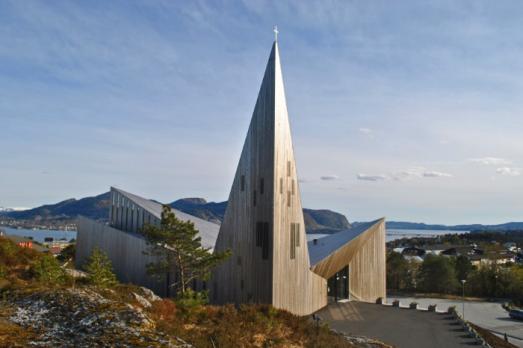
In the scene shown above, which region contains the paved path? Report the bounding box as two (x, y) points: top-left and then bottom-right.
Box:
(393, 297), (523, 347)
(317, 301), (478, 348)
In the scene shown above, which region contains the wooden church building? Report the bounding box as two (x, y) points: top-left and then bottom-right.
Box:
(76, 38), (386, 316)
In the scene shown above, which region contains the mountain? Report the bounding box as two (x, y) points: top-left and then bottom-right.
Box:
(6, 193), (351, 234)
(6, 192), (111, 221)
(303, 208), (351, 234)
(8, 192), (521, 233)
(170, 198), (227, 224)
(170, 199), (351, 233)
(385, 221), (523, 231)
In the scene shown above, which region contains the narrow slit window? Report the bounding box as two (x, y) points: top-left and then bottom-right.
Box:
(287, 191), (291, 207)
(261, 223), (269, 260)
(295, 223), (300, 247)
(287, 161), (291, 177)
(290, 224), (296, 259)
(241, 175), (245, 191)
(256, 222), (262, 247)
(253, 190), (257, 206)
(260, 178), (264, 194)
(280, 178), (283, 194)
(292, 179), (295, 195)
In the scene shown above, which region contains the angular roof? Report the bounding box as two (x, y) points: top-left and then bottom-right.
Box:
(111, 187), (220, 250)
(308, 218), (384, 268)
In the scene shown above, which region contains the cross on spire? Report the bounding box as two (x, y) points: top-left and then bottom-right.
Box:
(273, 25), (279, 42)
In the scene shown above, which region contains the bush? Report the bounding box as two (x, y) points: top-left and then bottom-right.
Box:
(175, 288), (208, 317)
(32, 254), (66, 284)
(84, 248), (117, 288)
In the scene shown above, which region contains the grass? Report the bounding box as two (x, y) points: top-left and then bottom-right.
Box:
(149, 300), (354, 348)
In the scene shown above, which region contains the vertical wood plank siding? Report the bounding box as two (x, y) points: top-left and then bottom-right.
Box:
(211, 42), (326, 315)
(75, 216), (166, 295)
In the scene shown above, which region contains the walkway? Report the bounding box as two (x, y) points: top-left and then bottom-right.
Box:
(317, 301), (478, 348)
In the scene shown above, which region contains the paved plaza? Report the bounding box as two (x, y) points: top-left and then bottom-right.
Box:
(317, 301), (478, 348)
(393, 296), (523, 347)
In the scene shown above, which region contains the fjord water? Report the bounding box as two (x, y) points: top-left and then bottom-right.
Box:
(306, 229), (468, 243)
(1, 227), (77, 243)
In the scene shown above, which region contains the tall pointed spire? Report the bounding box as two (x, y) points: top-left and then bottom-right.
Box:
(211, 39), (326, 315)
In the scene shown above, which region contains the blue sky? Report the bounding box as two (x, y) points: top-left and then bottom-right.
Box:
(1, 1), (522, 224)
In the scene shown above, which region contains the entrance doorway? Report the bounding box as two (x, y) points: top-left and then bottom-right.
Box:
(327, 266), (349, 301)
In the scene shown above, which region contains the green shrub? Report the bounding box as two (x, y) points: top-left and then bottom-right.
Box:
(32, 254), (65, 284)
(175, 288), (207, 316)
(84, 247), (117, 288)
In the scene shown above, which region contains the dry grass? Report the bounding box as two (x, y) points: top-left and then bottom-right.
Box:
(149, 300), (355, 348)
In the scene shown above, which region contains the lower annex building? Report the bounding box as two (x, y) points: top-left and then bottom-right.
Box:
(76, 39), (386, 316)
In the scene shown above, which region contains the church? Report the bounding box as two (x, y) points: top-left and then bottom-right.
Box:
(76, 37), (386, 316)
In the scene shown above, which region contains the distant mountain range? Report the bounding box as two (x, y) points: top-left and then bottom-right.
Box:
(3, 192), (351, 234)
(384, 221), (523, 231)
(5, 192), (111, 221)
(3, 192), (521, 233)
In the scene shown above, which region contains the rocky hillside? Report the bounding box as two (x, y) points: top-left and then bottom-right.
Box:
(0, 236), (388, 348)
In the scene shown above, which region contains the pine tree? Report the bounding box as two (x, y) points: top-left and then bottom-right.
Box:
(142, 205), (230, 297)
(84, 247), (117, 288)
(33, 254), (65, 284)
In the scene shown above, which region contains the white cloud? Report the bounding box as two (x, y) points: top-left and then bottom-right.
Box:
(391, 170), (423, 181)
(359, 127), (373, 135)
(496, 167), (521, 176)
(320, 175), (339, 181)
(391, 167), (452, 180)
(357, 174), (387, 182)
(423, 171), (453, 178)
(468, 157), (512, 165)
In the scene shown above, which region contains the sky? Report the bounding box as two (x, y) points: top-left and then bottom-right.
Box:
(1, 1), (522, 225)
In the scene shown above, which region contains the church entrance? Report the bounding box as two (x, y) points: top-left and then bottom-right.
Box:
(327, 266), (349, 301)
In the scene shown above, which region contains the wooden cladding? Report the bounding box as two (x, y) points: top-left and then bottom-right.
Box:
(256, 222), (270, 260)
(289, 223), (300, 259)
